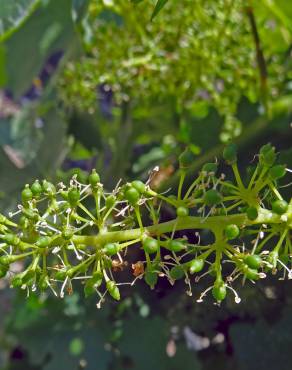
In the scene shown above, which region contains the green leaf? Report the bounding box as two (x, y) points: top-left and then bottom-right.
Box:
(151, 0), (168, 20)
(0, 44), (6, 86)
(4, 0), (77, 97)
(116, 316), (201, 370)
(0, 0), (40, 42)
(260, 0), (292, 34)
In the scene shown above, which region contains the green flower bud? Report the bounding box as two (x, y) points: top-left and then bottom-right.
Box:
(143, 237), (159, 254)
(244, 254), (262, 269)
(169, 265), (185, 280)
(125, 187), (140, 206)
(246, 206), (258, 221)
(144, 269), (158, 289)
(203, 189), (222, 207)
(106, 280), (120, 301)
(223, 143), (237, 164)
(103, 242), (119, 256)
(189, 259), (204, 274)
(272, 199), (288, 215)
(31, 180), (43, 196)
(88, 169), (100, 187)
(224, 224), (240, 240)
(176, 206), (189, 217)
(166, 240), (186, 252)
(179, 147), (196, 169)
(212, 280), (226, 302)
(202, 163), (218, 174)
(132, 180), (146, 194)
(269, 165), (286, 180)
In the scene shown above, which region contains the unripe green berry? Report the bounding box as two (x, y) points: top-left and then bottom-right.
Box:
(68, 188), (80, 206)
(55, 269), (68, 281)
(91, 271), (103, 286)
(0, 264), (8, 278)
(223, 143), (237, 164)
(3, 233), (20, 246)
(11, 275), (23, 288)
(166, 240), (186, 252)
(103, 242), (119, 256)
(125, 187), (140, 205)
(169, 265), (185, 280)
(203, 189), (222, 207)
(21, 185), (33, 203)
(88, 169), (100, 187)
(179, 147), (196, 168)
(272, 199), (288, 215)
(22, 208), (39, 222)
(143, 237), (159, 254)
(246, 206), (258, 221)
(36, 236), (51, 248)
(202, 163), (218, 174)
(212, 280), (226, 302)
(269, 165), (286, 180)
(31, 180), (42, 196)
(132, 180), (146, 194)
(262, 150), (275, 167)
(224, 224), (240, 240)
(105, 195), (116, 208)
(0, 255), (12, 265)
(144, 269), (158, 289)
(106, 280), (120, 301)
(38, 274), (49, 291)
(244, 254), (262, 269)
(176, 206), (189, 217)
(259, 144), (276, 167)
(42, 180), (56, 195)
(243, 267), (259, 280)
(189, 259), (204, 274)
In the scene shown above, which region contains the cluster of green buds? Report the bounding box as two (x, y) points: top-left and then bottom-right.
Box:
(0, 143), (291, 307)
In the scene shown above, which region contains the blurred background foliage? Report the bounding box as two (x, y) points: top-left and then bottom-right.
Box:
(0, 0), (292, 369)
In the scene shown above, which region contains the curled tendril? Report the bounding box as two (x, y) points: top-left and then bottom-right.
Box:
(0, 143), (291, 307)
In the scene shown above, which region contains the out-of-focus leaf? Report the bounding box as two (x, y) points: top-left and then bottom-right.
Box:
(230, 307), (292, 370)
(0, 44), (6, 86)
(71, 0), (90, 24)
(151, 0), (169, 20)
(260, 0), (292, 34)
(0, 0), (40, 41)
(116, 316), (201, 370)
(6, 294), (111, 370)
(4, 0), (77, 97)
(0, 102), (67, 211)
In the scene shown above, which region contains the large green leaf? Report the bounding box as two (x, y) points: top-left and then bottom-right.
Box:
(0, 0), (40, 41)
(4, 0), (77, 97)
(0, 101), (67, 211)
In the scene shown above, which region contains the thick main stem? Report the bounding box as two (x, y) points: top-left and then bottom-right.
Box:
(72, 209), (288, 248)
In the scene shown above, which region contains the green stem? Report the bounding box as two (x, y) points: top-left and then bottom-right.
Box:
(232, 163), (245, 190)
(72, 208), (289, 248)
(177, 170), (186, 200)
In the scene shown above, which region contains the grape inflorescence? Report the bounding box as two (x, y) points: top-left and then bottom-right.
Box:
(0, 143), (291, 307)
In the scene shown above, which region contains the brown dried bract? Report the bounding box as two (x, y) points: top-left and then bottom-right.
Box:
(132, 261), (145, 277)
